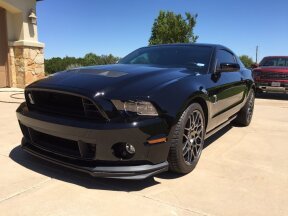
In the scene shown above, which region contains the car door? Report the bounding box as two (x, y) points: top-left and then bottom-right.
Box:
(207, 49), (246, 126)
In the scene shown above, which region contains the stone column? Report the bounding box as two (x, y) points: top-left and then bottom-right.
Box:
(8, 44), (45, 88)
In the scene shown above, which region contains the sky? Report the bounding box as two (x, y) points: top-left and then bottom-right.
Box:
(37, 0), (288, 62)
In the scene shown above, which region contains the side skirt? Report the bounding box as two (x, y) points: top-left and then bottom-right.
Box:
(205, 115), (237, 139)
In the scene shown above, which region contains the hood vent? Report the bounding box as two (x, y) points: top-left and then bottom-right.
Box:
(73, 69), (128, 78)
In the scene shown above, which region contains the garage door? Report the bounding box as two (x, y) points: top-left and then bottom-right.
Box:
(0, 7), (8, 87)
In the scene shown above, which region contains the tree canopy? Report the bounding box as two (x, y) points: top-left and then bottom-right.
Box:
(239, 55), (254, 68)
(45, 53), (120, 75)
(149, 11), (198, 45)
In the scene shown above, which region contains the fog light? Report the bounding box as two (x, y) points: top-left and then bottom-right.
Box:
(125, 143), (136, 154)
(112, 143), (136, 159)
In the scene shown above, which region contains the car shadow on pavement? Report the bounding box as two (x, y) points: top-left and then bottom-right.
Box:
(256, 92), (288, 100)
(156, 124), (233, 180)
(9, 146), (159, 192)
(204, 124), (233, 148)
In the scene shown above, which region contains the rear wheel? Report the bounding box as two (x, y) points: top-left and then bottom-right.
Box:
(255, 88), (263, 97)
(168, 103), (205, 174)
(234, 89), (255, 126)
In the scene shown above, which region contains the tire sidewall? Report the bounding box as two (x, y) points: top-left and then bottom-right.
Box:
(245, 89), (255, 125)
(173, 103), (206, 173)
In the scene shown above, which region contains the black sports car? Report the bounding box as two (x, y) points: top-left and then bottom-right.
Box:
(16, 44), (255, 179)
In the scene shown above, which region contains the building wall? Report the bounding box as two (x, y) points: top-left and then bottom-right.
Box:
(6, 11), (17, 41)
(1, 0), (39, 42)
(0, 0), (45, 88)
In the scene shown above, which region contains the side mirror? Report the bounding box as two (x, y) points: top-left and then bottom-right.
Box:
(251, 63), (259, 69)
(216, 63), (240, 73)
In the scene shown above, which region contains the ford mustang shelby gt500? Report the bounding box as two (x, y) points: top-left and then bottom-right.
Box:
(17, 44), (255, 179)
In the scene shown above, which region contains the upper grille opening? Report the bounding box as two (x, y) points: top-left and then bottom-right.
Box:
(82, 99), (103, 118)
(26, 90), (106, 121)
(260, 72), (288, 80)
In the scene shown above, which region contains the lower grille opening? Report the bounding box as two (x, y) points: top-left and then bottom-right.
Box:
(19, 122), (31, 141)
(28, 128), (96, 160)
(29, 129), (81, 158)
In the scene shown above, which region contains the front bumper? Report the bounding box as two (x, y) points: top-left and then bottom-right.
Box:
(256, 82), (288, 93)
(258, 86), (288, 93)
(21, 138), (168, 179)
(17, 102), (170, 179)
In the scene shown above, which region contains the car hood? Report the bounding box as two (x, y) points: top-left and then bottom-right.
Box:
(254, 66), (288, 73)
(28, 64), (194, 99)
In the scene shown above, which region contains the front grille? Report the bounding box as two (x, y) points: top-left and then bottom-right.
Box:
(25, 90), (105, 121)
(260, 72), (288, 80)
(82, 99), (103, 119)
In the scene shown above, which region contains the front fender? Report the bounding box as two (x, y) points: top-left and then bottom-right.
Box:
(150, 76), (211, 127)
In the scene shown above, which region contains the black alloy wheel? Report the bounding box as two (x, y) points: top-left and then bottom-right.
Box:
(168, 103), (205, 174)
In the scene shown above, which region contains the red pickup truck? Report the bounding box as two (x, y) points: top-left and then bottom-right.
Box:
(253, 56), (288, 93)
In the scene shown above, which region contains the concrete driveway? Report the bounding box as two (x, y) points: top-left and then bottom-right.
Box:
(0, 88), (287, 216)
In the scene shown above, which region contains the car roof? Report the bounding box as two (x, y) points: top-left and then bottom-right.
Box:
(147, 43), (223, 49)
(262, 56), (288, 58)
(144, 43), (235, 53)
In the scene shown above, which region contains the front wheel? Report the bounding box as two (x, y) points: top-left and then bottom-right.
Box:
(168, 103), (206, 174)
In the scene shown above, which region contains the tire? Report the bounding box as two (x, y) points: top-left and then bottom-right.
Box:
(234, 89), (255, 126)
(168, 103), (206, 174)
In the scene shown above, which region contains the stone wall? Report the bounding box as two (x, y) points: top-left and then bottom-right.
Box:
(8, 45), (45, 88)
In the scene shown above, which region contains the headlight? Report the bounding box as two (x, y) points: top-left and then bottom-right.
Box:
(112, 100), (158, 116)
(252, 71), (261, 80)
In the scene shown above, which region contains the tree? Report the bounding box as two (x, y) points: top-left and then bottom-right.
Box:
(83, 53), (101, 65)
(239, 55), (254, 68)
(45, 53), (120, 75)
(149, 11), (198, 45)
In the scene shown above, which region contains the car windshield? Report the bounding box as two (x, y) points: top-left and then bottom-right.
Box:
(118, 46), (213, 73)
(260, 57), (288, 67)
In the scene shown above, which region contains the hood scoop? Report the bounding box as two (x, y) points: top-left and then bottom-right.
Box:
(71, 69), (128, 78)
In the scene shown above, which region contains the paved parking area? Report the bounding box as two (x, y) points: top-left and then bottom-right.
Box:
(0, 89), (287, 216)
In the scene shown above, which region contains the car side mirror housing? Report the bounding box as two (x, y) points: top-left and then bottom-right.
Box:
(216, 63), (240, 73)
(251, 63), (259, 69)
